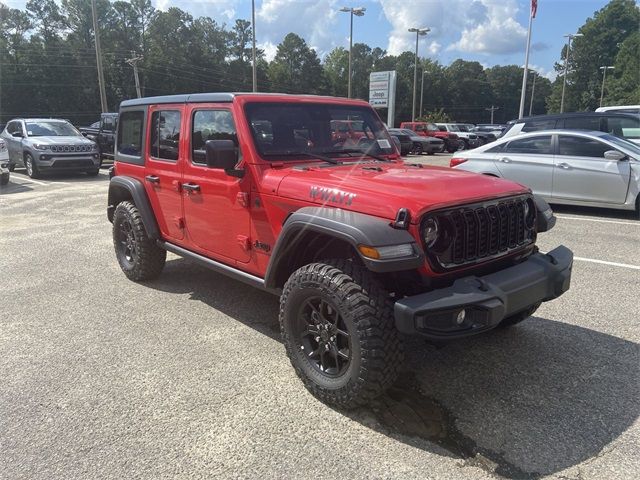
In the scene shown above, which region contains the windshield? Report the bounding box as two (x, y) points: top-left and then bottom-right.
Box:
(602, 134), (640, 157)
(26, 121), (81, 137)
(245, 102), (395, 159)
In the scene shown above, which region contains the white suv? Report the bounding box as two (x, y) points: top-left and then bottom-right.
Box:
(435, 123), (480, 150)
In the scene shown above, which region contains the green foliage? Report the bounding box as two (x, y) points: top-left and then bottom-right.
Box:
(268, 33), (325, 94)
(417, 109), (452, 123)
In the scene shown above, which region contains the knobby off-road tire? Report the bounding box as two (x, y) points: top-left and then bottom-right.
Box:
(279, 260), (403, 409)
(498, 302), (540, 328)
(112, 201), (166, 281)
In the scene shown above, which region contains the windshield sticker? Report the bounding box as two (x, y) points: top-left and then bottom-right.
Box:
(377, 139), (391, 149)
(310, 186), (356, 206)
(27, 131), (33, 135)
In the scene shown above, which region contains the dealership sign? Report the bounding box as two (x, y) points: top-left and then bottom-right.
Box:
(369, 71), (396, 126)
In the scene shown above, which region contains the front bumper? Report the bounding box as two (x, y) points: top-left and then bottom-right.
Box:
(34, 153), (100, 171)
(394, 245), (573, 340)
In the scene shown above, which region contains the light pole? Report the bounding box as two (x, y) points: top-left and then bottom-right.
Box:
(340, 6), (366, 99)
(408, 27), (429, 121)
(251, 0), (257, 92)
(599, 66), (614, 107)
(560, 33), (583, 113)
(419, 70), (427, 118)
(528, 71), (536, 116)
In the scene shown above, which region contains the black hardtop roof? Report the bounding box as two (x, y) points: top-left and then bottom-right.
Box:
(508, 111), (640, 125)
(119, 92), (361, 109)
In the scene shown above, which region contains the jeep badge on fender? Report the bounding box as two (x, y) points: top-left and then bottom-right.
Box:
(107, 92), (573, 409)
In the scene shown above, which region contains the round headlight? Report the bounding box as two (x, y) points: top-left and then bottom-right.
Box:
(422, 217), (439, 247)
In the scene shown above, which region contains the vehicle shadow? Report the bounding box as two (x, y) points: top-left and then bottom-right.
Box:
(0, 182), (33, 195)
(550, 203), (638, 220)
(12, 168), (108, 183)
(147, 258), (639, 479)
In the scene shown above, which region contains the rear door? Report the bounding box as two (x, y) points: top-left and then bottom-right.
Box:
(143, 105), (185, 240)
(493, 135), (554, 196)
(552, 134), (630, 204)
(181, 104), (251, 263)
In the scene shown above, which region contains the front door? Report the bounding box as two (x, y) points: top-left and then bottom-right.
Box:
(182, 105), (251, 263)
(5, 121), (24, 163)
(493, 134), (555, 197)
(552, 134), (630, 204)
(143, 106), (184, 240)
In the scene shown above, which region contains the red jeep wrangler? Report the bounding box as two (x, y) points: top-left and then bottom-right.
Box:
(108, 93), (572, 408)
(400, 121), (460, 153)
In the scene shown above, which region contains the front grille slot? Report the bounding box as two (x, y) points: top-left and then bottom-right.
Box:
(426, 196), (535, 271)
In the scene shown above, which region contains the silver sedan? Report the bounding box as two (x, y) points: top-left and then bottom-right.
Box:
(450, 130), (640, 217)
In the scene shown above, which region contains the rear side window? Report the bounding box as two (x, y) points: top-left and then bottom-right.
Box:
(558, 136), (610, 158)
(117, 111), (144, 157)
(522, 120), (556, 132)
(606, 116), (640, 139)
(562, 116), (603, 131)
(191, 110), (237, 164)
(504, 135), (552, 154)
(149, 110), (181, 161)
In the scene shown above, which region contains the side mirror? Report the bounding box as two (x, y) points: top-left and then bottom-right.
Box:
(604, 150), (627, 161)
(205, 139), (243, 178)
(12, 131), (23, 138)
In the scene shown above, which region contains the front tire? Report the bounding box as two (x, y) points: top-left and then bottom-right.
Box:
(0, 172), (9, 185)
(113, 201), (166, 281)
(24, 153), (40, 178)
(413, 143), (423, 155)
(8, 163), (15, 172)
(279, 260), (403, 409)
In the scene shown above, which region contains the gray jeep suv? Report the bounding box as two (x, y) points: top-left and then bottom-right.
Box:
(1, 118), (100, 178)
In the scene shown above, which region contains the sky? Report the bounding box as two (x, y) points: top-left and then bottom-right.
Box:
(4, 0), (612, 80)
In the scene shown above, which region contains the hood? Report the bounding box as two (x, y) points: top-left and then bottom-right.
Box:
(273, 161), (529, 221)
(25, 136), (94, 146)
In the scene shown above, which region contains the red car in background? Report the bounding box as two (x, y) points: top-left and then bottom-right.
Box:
(400, 121), (460, 153)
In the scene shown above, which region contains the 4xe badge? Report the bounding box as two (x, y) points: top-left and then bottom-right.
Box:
(310, 186), (356, 206)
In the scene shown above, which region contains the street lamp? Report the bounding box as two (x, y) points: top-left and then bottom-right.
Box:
(419, 70), (428, 118)
(340, 6), (366, 99)
(408, 27), (429, 121)
(560, 33), (583, 113)
(599, 66), (615, 107)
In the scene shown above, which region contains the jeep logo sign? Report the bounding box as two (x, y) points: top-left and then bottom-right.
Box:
(310, 186), (356, 206)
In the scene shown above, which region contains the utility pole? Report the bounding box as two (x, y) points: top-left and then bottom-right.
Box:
(485, 106), (499, 124)
(528, 72), (537, 116)
(408, 27), (429, 121)
(599, 66), (614, 107)
(91, 0), (108, 113)
(560, 33), (583, 113)
(126, 53), (143, 98)
(251, 0), (257, 92)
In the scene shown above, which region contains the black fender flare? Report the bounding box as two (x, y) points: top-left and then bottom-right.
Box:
(107, 176), (160, 240)
(264, 207), (424, 289)
(533, 195), (556, 233)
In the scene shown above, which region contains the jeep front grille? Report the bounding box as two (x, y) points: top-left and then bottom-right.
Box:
(423, 196), (536, 271)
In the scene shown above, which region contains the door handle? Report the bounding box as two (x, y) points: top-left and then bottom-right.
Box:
(499, 157), (511, 163)
(145, 175), (160, 184)
(557, 162), (570, 170)
(182, 182), (201, 193)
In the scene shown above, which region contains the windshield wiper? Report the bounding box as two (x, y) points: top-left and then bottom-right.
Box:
(320, 148), (392, 162)
(262, 150), (340, 164)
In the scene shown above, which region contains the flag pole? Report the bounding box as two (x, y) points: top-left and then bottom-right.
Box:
(518, 3), (534, 119)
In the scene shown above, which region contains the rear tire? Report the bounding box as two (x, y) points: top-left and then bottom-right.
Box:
(279, 259), (403, 409)
(413, 143), (423, 155)
(113, 201), (166, 281)
(0, 172), (9, 185)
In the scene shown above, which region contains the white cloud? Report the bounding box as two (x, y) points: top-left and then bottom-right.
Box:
(154, 0), (237, 21)
(526, 64), (557, 82)
(259, 41), (278, 62)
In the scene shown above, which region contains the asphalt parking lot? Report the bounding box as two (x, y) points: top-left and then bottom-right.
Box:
(1, 157), (638, 480)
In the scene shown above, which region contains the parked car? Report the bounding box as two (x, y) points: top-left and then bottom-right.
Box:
(391, 128), (443, 154)
(0, 118), (100, 178)
(387, 129), (413, 155)
(595, 105), (640, 114)
(502, 112), (640, 145)
(435, 123), (481, 150)
(0, 138), (9, 185)
(399, 121), (459, 152)
(450, 129), (640, 217)
(330, 119), (367, 146)
(107, 92), (571, 409)
(459, 123), (496, 145)
(473, 124), (506, 137)
(80, 112), (118, 163)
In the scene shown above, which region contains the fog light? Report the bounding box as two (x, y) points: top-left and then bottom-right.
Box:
(40, 155), (48, 160)
(456, 309), (466, 325)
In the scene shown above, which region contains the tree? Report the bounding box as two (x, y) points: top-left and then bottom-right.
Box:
(606, 31), (640, 105)
(444, 60), (494, 123)
(268, 33), (325, 94)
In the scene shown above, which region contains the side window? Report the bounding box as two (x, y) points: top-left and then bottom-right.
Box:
(563, 116), (603, 131)
(522, 120), (556, 132)
(606, 116), (640, 140)
(117, 111), (144, 157)
(149, 110), (181, 161)
(485, 143), (505, 153)
(102, 117), (114, 132)
(7, 121), (22, 135)
(558, 136), (610, 158)
(505, 135), (552, 154)
(191, 110), (238, 164)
